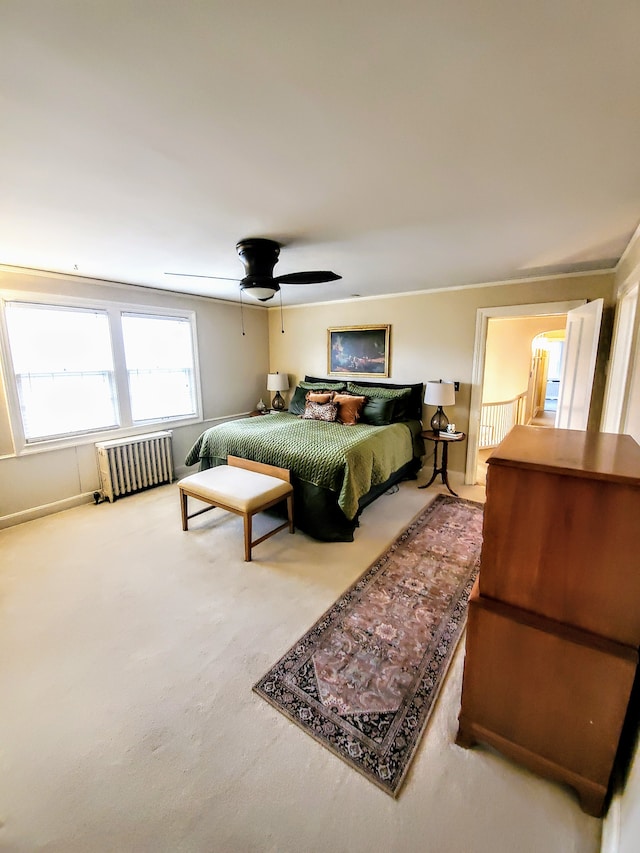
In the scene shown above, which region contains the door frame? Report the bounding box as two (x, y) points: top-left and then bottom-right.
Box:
(601, 281), (639, 433)
(465, 300), (585, 485)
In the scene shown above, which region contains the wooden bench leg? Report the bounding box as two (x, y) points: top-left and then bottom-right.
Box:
(180, 489), (189, 531)
(244, 512), (252, 562)
(287, 494), (294, 534)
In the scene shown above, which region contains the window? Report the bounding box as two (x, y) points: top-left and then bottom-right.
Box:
(2, 298), (200, 447)
(122, 313), (197, 423)
(5, 303), (118, 441)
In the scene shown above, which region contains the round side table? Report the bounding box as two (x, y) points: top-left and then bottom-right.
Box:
(419, 430), (466, 497)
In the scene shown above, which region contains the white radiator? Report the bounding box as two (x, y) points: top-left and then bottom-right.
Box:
(95, 431), (174, 502)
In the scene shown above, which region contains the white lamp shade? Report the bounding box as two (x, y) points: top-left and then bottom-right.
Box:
(424, 381), (455, 407)
(267, 372), (289, 392)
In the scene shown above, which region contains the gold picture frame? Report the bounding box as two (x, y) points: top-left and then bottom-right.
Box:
(327, 325), (391, 377)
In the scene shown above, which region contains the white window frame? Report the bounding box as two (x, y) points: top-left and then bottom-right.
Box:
(0, 291), (203, 455)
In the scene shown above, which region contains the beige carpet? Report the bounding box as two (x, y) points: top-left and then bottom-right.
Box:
(0, 473), (601, 853)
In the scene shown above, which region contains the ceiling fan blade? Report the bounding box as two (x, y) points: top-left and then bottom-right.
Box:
(164, 272), (241, 281)
(275, 271), (342, 285)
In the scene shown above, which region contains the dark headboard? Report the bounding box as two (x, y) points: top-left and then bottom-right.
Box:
(304, 375), (424, 421)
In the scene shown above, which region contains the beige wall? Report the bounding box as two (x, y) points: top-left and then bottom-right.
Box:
(483, 316), (566, 405)
(268, 272), (615, 473)
(0, 269), (269, 522)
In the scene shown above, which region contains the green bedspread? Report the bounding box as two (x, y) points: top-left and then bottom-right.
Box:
(185, 413), (421, 520)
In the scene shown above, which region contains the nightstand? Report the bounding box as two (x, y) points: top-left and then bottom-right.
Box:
(250, 409), (271, 417)
(419, 430), (466, 496)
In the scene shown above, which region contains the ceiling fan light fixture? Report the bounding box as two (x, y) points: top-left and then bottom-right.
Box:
(241, 284), (278, 302)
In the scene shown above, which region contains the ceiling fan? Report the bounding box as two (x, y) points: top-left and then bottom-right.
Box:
(165, 238), (341, 302)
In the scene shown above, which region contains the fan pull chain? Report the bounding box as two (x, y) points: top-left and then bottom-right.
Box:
(240, 289), (245, 335)
(280, 289), (285, 334)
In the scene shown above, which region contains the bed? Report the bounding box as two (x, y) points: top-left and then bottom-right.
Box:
(184, 377), (425, 542)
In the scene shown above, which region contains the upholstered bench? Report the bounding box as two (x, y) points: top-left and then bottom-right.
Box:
(178, 455), (294, 561)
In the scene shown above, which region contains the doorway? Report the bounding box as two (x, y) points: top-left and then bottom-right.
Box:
(474, 319), (567, 484)
(530, 330), (565, 427)
(465, 300), (584, 486)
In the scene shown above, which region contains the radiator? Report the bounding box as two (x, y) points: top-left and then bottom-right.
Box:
(95, 431), (174, 502)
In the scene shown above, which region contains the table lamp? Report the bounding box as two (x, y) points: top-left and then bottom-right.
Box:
(267, 372), (289, 411)
(425, 380), (455, 432)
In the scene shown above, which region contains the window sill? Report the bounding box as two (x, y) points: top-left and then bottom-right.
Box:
(10, 416), (205, 457)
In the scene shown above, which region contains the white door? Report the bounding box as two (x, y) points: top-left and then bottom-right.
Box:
(555, 299), (604, 430)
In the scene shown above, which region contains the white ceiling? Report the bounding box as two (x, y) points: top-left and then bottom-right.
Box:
(1, 1), (639, 306)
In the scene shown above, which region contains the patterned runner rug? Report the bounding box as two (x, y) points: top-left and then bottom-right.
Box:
(253, 494), (484, 796)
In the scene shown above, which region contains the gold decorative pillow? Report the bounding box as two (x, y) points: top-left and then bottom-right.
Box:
(333, 393), (366, 426)
(306, 391), (334, 404)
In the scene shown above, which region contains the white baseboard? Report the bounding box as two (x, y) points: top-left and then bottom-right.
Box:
(0, 492), (95, 529)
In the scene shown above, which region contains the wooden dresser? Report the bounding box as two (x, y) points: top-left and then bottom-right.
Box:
(457, 425), (640, 816)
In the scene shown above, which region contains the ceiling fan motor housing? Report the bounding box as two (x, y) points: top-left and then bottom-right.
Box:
(236, 238), (281, 279)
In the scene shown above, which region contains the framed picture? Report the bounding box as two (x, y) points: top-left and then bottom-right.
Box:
(327, 325), (391, 377)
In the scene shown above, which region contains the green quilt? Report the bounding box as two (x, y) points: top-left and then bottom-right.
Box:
(185, 413), (422, 520)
